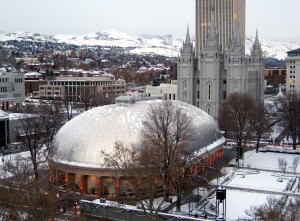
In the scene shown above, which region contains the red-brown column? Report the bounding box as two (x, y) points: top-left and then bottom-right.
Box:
(65, 173), (69, 189)
(96, 177), (101, 198)
(115, 178), (120, 196)
(48, 165), (52, 182)
(79, 175), (84, 195)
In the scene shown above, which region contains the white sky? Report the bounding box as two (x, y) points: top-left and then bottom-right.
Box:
(0, 0), (300, 40)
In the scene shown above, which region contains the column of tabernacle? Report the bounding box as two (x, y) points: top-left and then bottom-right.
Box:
(82, 175), (88, 194)
(65, 173), (69, 189)
(115, 178), (120, 197)
(96, 177), (101, 198)
(55, 169), (58, 186)
(79, 175), (84, 194)
(48, 165), (52, 183)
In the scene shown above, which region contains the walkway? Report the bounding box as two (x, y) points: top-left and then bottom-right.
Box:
(220, 185), (300, 197)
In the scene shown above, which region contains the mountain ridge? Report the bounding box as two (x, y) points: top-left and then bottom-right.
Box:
(0, 29), (299, 60)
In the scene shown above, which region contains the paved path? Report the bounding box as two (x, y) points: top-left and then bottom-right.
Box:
(220, 185), (300, 197)
(227, 164), (300, 176)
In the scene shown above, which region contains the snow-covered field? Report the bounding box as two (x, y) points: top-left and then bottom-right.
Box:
(224, 190), (280, 220)
(243, 149), (300, 173)
(200, 148), (300, 220)
(0, 148), (48, 179)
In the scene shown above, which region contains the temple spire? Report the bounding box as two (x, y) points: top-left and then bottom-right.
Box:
(185, 25), (191, 44)
(254, 29), (259, 47)
(231, 20), (241, 45)
(208, 9), (218, 39)
(251, 28), (263, 56)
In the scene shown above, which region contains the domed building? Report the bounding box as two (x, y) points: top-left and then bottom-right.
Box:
(49, 97), (225, 197)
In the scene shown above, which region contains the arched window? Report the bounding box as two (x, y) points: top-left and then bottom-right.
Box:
(233, 81), (238, 91)
(183, 92), (187, 100)
(223, 91), (227, 100)
(197, 90), (200, 99)
(207, 106), (211, 115)
(183, 81), (187, 89)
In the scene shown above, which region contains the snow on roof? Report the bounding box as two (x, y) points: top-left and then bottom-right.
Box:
(52, 100), (224, 167)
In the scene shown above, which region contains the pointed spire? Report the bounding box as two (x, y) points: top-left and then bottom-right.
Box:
(251, 29), (262, 56)
(254, 29), (260, 47)
(185, 25), (191, 44)
(231, 21), (241, 45)
(208, 9), (218, 39)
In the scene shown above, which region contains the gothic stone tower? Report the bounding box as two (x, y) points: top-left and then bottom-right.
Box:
(177, 3), (264, 119)
(225, 21), (248, 97)
(177, 26), (197, 105)
(198, 11), (224, 117)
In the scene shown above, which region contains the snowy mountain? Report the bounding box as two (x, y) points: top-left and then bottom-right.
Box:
(52, 30), (184, 57)
(245, 37), (300, 60)
(0, 29), (299, 59)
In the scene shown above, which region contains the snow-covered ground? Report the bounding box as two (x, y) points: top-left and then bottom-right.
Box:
(224, 190), (281, 220)
(0, 147), (48, 179)
(196, 148), (300, 221)
(243, 149), (300, 172)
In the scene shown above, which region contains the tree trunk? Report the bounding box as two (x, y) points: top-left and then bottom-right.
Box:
(256, 139), (260, 153)
(176, 194), (181, 212)
(293, 139), (297, 150)
(32, 158), (39, 180)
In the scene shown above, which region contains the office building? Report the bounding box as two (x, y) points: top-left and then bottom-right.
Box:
(196, 0), (246, 54)
(286, 48), (300, 94)
(0, 72), (25, 110)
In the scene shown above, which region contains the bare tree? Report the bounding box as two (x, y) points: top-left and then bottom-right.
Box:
(73, 85), (93, 113)
(141, 101), (193, 201)
(219, 93), (256, 165)
(278, 158), (288, 174)
(102, 101), (196, 216)
(0, 156), (57, 221)
(170, 151), (210, 212)
(218, 102), (232, 142)
(246, 196), (285, 221)
(291, 156), (300, 175)
(246, 196), (300, 221)
(282, 92), (300, 149)
(253, 101), (273, 153)
(91, 93), (114, 107)
(62, 96), (74, 121)
(102, 141), (165, 220)
(15, 104), (62, 180)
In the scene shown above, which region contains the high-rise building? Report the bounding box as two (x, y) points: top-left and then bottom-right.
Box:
(195, 0), (245, 54)
(286, 48), (300, 94)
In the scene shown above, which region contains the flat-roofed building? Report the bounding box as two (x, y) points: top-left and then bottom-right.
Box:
(39, 75), (126, 102)
(146, 80), (177, 100)
(0, 72), (25, 110)
(286, 48), (300, 94)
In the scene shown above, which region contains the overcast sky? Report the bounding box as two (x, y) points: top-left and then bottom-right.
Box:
(0, 0), (299, 40)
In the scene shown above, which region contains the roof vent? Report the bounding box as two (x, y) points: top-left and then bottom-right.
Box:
(115, 96), (135, 104)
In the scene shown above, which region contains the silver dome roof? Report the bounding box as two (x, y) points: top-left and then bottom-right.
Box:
(52, 100), (224, 168)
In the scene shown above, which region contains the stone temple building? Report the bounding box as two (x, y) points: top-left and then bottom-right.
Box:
(177, 11), (264, 119)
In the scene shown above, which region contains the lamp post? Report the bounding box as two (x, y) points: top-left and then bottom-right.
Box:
(105, 93), (109, 105)
(1, 147), (6, 175)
